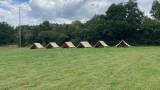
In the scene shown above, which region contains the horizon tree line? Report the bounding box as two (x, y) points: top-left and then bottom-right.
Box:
(0, 0), (160, 46)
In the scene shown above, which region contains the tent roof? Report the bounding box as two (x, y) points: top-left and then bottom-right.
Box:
(31, 43), (44, 49)
(64, 42), (76, 47)
(78, 41), (92, 48)
(96, 41), (108, 47)
(48, 42), (59, 47)
(115, 40), (131, 47)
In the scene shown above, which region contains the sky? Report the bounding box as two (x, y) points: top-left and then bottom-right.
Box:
(0, 0), (154, 26)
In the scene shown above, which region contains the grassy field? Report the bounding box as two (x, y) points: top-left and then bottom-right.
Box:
(0, 47), (160, 90)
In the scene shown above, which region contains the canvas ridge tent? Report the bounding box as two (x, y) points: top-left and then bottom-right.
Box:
(46, 42), (60, 48)
(30, 43), (44, 49)
(94, 40), (109, 48)
(77, 41), (92, 48)
(62, 42), (76, 48)
(115, 40), (131, 48)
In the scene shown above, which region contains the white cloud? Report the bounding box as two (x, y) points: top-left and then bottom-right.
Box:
(0, 0), (155, 26)
(0, 0), (31, 26)
(138, 0), (153, 16)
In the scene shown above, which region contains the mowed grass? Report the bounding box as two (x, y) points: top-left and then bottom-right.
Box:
(0, 47), (160, 90)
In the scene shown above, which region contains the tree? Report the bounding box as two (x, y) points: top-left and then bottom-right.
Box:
(140, 16), (160, 45)
(0, 22), (15, 45)
(43, 31), (69, 45)
(39, 21), (52, 31)
(151, 0), (160, 20)
(125, 0), (144, 30)
(103, 0), (144, 44)
(106, 3), (127, 21)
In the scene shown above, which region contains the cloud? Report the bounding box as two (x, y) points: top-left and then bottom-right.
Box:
(29, 0), (97, 21)
(0, 0), (154, 26)
(138, 0), (153, 16)
(0, 0), (40, 26)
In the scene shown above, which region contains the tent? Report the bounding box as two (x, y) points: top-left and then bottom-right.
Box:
(115, 40), (131, 48)
(62, 42), (76, 48)
(94, 40), (109, 48)
(30, 43), (44, 49)
(77, 41), (92, 48)
(46, 42), (60, 48)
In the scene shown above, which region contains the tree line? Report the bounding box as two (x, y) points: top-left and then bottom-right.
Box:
(0, 0), (160, 46)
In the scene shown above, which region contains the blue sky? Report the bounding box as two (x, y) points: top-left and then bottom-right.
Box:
(13, 0), (29, 3)
(0, 0), (154, 26)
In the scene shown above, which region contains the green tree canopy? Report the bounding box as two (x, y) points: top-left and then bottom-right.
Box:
(106, 3), (127, 21)
(151, 0), (160, 20)
(0, 22), (14, 45)
(125, 0), (144, 30)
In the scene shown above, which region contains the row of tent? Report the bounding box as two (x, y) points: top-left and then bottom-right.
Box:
(30, 40), (131, 49)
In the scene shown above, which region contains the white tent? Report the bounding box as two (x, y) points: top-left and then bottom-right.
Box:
(62, 42), (76, 48)
(46, 42), (60, 48)
(95, 41), (109, 48)
(30, 43), (44, 49)
(115, 40), (131, 48)
(77, 41), (92, 48)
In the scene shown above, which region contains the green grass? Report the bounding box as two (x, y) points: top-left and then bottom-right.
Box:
(0, 47), (160, 90)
